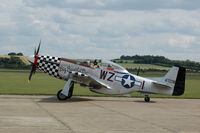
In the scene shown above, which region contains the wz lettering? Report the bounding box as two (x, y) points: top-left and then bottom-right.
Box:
(100, 70), (115, 82)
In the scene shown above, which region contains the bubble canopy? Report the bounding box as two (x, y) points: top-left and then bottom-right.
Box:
(79, 59), (128, 73)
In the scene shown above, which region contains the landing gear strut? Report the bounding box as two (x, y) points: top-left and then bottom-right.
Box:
(57, 81), (74, 101)
(144, 95), (150, 102)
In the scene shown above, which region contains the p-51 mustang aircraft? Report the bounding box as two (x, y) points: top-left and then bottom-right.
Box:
(28, 42), (186, 102)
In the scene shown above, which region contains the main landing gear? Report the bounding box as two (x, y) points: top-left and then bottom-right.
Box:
(57, 80), (74, 101)
(144, 95), (150, 102)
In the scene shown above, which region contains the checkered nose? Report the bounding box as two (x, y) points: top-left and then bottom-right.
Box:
(37, 55), (61, 79)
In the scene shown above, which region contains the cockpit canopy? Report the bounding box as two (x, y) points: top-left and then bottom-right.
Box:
(81, 59), (129, 73)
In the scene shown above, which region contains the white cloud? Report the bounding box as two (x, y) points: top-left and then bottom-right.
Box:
(168, 34), (196, 48)
(22, 0), (200, 10)
(0, 0), (200, 61)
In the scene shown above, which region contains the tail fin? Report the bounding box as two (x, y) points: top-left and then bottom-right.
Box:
(172, 66), (186, 96)
(162, 66), (186, 96)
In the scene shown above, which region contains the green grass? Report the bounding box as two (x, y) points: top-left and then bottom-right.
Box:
(0, 71), (200, 98)
(0, 71), (102, 96)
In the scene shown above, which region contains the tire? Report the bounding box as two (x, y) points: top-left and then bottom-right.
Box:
(57, 82), (74, 101)
(57, 90), (69, 101)
(144, 96), (150, 102)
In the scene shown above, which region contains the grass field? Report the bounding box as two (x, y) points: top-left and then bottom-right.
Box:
(0, 70), (200, 98)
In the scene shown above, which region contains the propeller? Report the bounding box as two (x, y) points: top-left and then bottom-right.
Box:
(136, 67), (140, 76)
(28, 40), (41, 83)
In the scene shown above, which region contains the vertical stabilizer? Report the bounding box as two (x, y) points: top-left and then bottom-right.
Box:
(172, 66), (186, 96)
(154, 66), (186, 96)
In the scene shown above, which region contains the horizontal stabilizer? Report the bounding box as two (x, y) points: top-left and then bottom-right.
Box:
(152, 81), (171, 88)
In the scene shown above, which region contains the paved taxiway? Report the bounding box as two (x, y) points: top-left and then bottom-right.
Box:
(0, 95), (199, 133)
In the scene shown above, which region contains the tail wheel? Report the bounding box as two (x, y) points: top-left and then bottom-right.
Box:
(144, 96), (150, 102)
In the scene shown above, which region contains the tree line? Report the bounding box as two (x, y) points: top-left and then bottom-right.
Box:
(119, 55), (200, 72)
(0, 56), (30, 69)
(8, 52), (23, 56)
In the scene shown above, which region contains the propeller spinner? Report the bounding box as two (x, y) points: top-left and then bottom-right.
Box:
(28, 40), (41, 82)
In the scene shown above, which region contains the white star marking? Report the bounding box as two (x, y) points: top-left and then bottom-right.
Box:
(123, 75), (134, 87)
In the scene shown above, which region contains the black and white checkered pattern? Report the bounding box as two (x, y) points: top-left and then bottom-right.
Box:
(37, 55), (61, 79)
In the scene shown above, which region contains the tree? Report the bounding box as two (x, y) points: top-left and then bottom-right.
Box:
(8, 52), (16, 56)
(17, 53), (23, 56)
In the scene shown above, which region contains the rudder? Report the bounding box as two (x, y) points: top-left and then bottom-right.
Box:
(172, 66), (186, 96)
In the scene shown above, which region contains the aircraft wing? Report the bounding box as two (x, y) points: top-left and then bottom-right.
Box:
(69, 71), (111, 90)
(87, 74), (112, 90)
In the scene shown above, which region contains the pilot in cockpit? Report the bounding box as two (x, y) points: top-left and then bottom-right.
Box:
(92, 59), (99, 68)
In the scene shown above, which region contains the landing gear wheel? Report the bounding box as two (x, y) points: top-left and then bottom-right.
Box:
(144, 96), (150, 102)
(57, 90), (68, 100)
(57, 82), (74, 101)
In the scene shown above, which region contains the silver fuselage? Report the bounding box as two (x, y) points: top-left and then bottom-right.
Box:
(34, 55), (174, 96)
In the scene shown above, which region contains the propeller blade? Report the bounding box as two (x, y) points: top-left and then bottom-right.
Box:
(28, 40), (41, 83)
(34, 47), (36, 55)
(36, 40), (41, 55)
(28, 64), (35, 82)
(137, 67), (140, 76)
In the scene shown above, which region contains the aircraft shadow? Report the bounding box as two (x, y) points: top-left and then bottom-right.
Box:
(133, 100), (157, 103)
(39, 96), (93, 103)
(39, 96), (157, 103)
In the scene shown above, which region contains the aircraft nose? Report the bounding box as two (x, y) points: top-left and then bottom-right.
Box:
(28, 55), (35, 63)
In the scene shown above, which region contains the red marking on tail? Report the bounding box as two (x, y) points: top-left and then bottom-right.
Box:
(141, 81), (145, 90)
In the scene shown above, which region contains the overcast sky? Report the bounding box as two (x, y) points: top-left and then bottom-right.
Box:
(0, 0), (200, 61)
